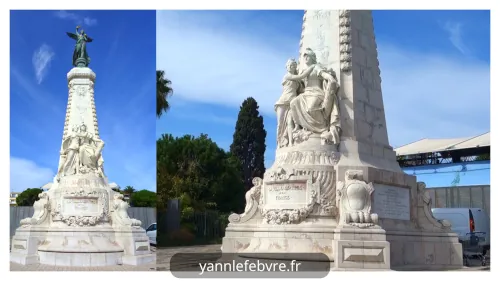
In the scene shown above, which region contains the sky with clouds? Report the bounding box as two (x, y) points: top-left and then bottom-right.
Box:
(10, 10), (156, 192)
(156, 10), (490, 187)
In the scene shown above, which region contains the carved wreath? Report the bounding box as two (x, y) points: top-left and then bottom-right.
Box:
(260, 190), (318, 225)
(51, 188), (109, 227)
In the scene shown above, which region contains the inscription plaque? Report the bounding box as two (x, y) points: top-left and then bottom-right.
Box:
(62, 198), (99, 215)
(373, 184), (410, 220)
(262, 175), (319, 210)
(266, 184), (307, 206)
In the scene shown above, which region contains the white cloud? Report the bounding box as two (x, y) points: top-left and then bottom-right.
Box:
(157, 11), (489, 150)
(32, 44), (54, 84)
(10, 157), (54, 192)
(54, 10), (98, 27)
(83, 17), (98, 26)
(173, 110), (236, 126)
(442, 21), (468, 54)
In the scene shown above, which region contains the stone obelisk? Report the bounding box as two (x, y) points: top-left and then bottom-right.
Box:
(10, 27), (155, 267)
(298, 10), (400, 173)
(221, 10), (463, 270)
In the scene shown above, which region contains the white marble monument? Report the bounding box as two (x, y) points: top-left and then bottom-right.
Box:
(10, 47), (155, 266)
(222, 10), (463, 270)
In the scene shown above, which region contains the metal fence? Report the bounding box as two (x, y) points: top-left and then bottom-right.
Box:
(156, 199), (228, 246)
(185, 210), (226, 241)
(427, 185), (490, 217)
(10, 206), (156, 238)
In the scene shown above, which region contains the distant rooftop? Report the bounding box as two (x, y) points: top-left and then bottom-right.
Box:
(395, 132), (490, 156)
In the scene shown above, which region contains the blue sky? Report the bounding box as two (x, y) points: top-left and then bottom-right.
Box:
(10, 10), (156, 192)
(156, 10), (490, 187)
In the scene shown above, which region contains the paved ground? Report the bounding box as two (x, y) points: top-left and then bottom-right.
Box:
(11, 244), (490, 271)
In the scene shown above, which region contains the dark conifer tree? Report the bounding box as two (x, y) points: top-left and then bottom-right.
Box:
(230, 97), (267, 191)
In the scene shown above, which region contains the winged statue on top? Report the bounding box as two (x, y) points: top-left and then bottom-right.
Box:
(66, 26), (93, 67)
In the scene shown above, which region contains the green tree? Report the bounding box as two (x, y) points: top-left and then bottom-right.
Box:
(130, 190), (157, 207)
(16, 188), (44, 206)
(475, 153), (490, 161)
(157, 133), (245, 214)
(157, 70), (173, 118)
(123, 186), (136, 197)
(230, 97), (267, 191)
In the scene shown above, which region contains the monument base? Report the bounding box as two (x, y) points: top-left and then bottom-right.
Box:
(11, 225), (155, 266)
(223, 226), (462, 270)
(222, 223), (391, 270)
(10, 175), (155, 267)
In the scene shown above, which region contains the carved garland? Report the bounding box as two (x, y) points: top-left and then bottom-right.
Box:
(63, 82), (75, 139)
(298, 10), (307, 67)
(89, 82), (100, 137)
(339, 10), (352, 73)
(51, 188), (109, 227)
(260, 190), (318, 225)
(264, 165), (337, 217)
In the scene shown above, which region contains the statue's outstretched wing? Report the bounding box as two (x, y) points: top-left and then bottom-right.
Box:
(66, 32), (78, 40)
(85, 36), (93, 43)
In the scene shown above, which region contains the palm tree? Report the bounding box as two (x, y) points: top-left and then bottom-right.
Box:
(123, 186), (136, 196)
(157, 70), (173, 118)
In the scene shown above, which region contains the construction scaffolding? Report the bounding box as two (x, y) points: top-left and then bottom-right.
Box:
(394, 132), (490, 167)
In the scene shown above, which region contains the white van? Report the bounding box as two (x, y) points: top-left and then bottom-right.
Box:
(145, 223), (157, 246)
(432, 208), (490, 255)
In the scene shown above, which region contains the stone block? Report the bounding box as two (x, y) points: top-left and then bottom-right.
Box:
(372, 145), (384, 158)
(268, 231), (285, 238)
(383, 148), (396, 161)
(435, 243), (451, 265)
(371, 125), (389, 146)
(423, 243), (436, 265)
(90, 253), (106, 266)
(354, 232), (372, 241)
(351, 45), (367, 67)
(389, 242), (404, 267)
(367, 89), (384, 109)
(450, 243), (463, 266)
(355, 119), (373, 140)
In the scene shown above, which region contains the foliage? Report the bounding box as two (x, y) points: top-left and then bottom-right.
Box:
(156, 70), (173, 118)
(111, 187), (121, 193)
(157, 133), (246, 215)
(16, 188), (44, 206)
(475, 153), (490, 161)
(230, 97), (267, 191)
(129, 189), (157, 207)
(122, 185), (136, 196)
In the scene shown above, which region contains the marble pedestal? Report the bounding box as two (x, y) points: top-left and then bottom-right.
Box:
(222, 136), (462, 270)
(10, 175), (155, 267)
